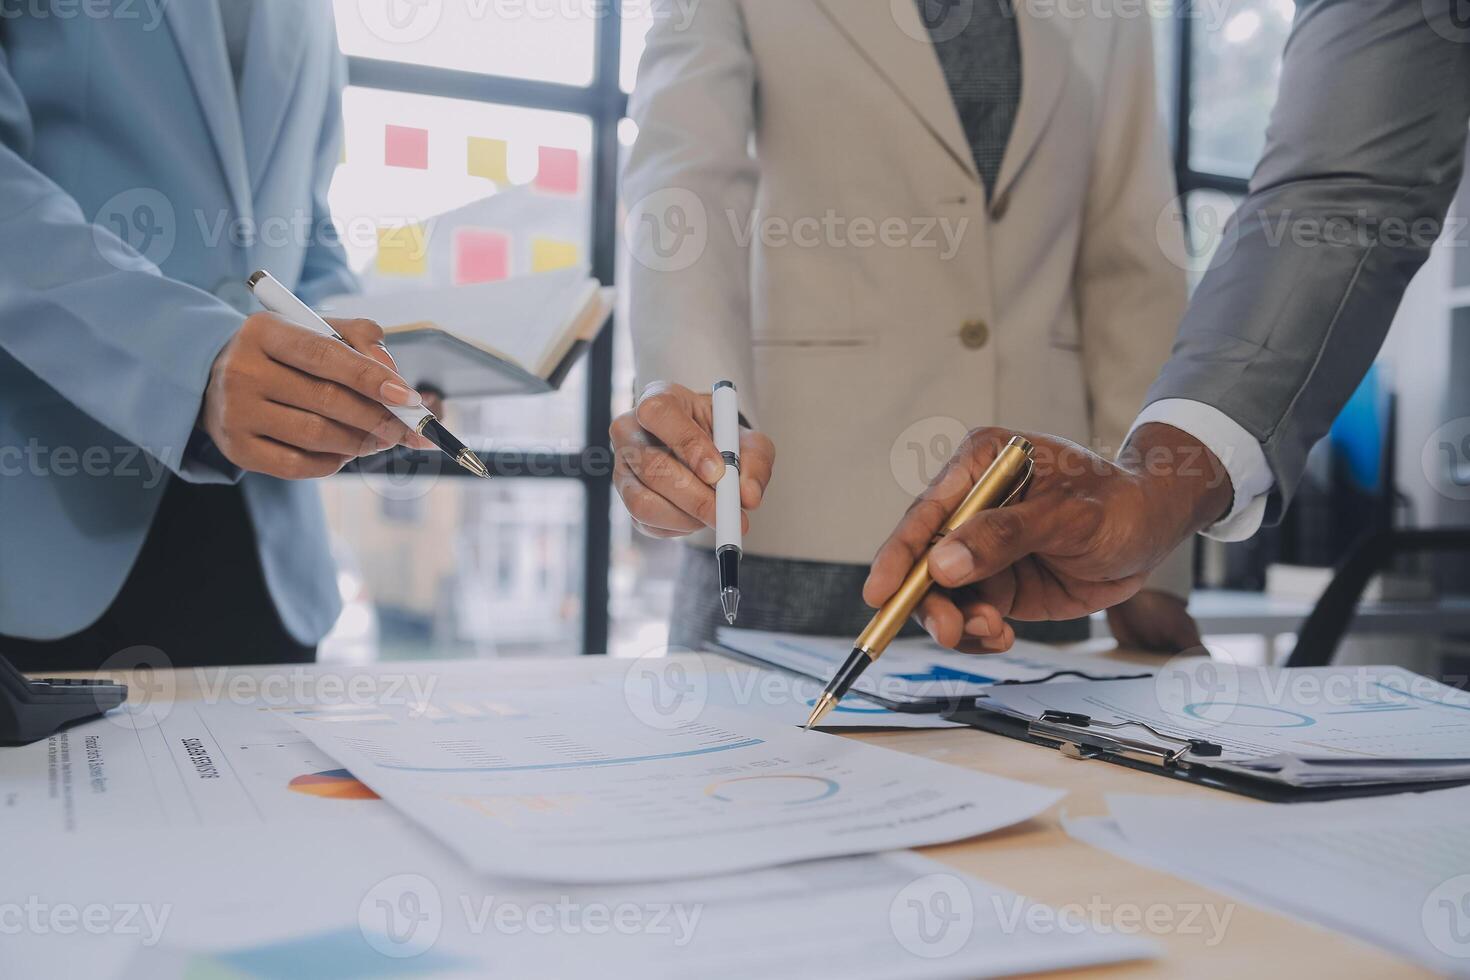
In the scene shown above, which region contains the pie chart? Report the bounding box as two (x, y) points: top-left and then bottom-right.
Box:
(288, 768), (379, 800)
(704, 774), (840, 804)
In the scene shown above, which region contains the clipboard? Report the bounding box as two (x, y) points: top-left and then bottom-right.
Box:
(949, 704), (1470, 803)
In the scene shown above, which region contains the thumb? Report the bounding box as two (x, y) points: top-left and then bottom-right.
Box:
(927, 501), (1048, 589)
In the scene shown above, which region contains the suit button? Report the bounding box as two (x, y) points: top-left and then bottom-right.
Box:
(213, 278), (254, 314)
(990, 192), (1010, 221)
(960, 319), (990, 349)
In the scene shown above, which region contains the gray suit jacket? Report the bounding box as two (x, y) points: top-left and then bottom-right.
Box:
(1144, 0), (1470, 523)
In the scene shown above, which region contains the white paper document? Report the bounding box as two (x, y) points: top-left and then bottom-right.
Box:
(286, 687), (1063, 883)
(4, 822), (1153, 980)
(0, 697), (392, 833)
(1065, 787), (1470, 976)
(715, 629), (1149, 705)
(609, 654), (965, 729)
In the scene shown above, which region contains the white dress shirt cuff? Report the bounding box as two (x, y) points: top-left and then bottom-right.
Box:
(1128, 399), (1274, 543)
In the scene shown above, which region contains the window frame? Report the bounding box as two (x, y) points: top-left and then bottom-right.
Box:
(1172, 2), (1251, 199)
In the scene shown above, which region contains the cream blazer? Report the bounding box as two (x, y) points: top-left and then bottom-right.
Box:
(623, 0), (1193, 596)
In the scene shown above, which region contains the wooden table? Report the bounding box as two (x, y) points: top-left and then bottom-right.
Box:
(68, 651), (1424, 978)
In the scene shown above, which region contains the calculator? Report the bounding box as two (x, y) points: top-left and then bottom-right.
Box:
(0, 653), (128, 745)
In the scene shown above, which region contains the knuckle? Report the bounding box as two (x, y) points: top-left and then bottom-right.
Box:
(637, 392), (676, 426)
(676, 433), (707, 461)
(303, 413), (334, 448)
(960, 426), (1004, 459)
(241, 311), (273, 340)
(754, 433), (776, 464)
(690, 491), (717, 525)
(641, 452), (681, 487)
(300, 334), (335, 371)
(609, 412), (638, 443)
(354, 357), (385, 393)
(978, 509), (1025, 550)
(348, 318), (384, 342)
(624, 484), (660, 520)
(308, 378), (342, 419)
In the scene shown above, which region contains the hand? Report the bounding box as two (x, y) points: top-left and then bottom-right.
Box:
(1105, 590), (1202, 653)
(610, 381), (775, 538)
(201, 313), (431, 480)
(863, 424), (1233, 652)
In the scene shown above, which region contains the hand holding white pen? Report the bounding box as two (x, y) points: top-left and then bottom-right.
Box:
(200, 297), (430, 480)
(236, 270), (488, 479)
(609, 381), (775, 539)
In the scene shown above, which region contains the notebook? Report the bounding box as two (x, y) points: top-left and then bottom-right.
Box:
(319, 266), (613, 397)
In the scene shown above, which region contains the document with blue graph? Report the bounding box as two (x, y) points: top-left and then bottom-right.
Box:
(714, 628), (1150, 708)
(285, 688), (1062, 883)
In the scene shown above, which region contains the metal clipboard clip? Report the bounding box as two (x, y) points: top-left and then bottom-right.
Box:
(1027, 711), (1224, 769)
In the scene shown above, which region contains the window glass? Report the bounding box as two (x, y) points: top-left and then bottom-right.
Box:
(620, 1), (655, 92)
(329, 86), (593, 450)
(333, 0), (596, 86)
(320, 475), (586, 661)
(1189, 0), (1292, 179)
(606, 147), (684, 657)
(1182, 189), (1241, 290)
(1150, 6), (1176, 143)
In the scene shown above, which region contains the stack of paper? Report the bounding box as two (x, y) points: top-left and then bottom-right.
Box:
(282, 685), (1062, 882)
(1065, 787), (1470, 975)
(0, 660), (1157, 978)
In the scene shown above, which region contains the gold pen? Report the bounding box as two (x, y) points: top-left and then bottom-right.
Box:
(804, 435), (1035, 729)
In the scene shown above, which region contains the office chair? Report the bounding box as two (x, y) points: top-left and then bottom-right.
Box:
(1285, 527), (1470, 667)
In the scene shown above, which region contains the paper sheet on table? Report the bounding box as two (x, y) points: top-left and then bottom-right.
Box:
(0, 696), (398, 833)
(0, 659), (609, 835)
(715, 629), (1149, 705)
(605, 654), (965, 729)
(0, 657), (955, 840)
(285, 686), (1064, 883)
(983, 664), (1470, 783)
(3, 820), (1154, 980)
(1065, 787), (1470, 976)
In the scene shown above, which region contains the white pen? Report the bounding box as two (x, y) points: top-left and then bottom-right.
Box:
(247, 270), (488, 479)
(713, 379), (742, 623)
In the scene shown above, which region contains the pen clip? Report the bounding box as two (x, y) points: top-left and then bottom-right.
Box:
(998, 457), (1034, 509)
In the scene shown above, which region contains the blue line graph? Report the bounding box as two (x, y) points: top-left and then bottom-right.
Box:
(1373, 681), (1470, 712)
(889, 665), (997, 685)
(804, 697), (889, 715)
(1182, 703), (1316, 727)
(378, 737), (766, 773)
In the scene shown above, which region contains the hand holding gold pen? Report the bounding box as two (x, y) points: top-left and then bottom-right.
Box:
(804, 435), (1035, 728)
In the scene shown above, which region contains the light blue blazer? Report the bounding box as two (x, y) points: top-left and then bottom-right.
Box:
(0, 3), (356, 644)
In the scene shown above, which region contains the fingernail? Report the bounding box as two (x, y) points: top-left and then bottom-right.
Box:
(381, 381), (422, 407)
(921, 616), (937, 638)
(699, 459), (722, 483)
(930, 542), (974, 580)
(964, 616), (991, 637)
